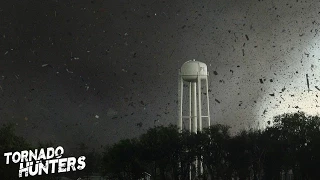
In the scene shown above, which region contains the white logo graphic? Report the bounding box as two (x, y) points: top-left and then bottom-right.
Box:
(3, 146), (86, 178)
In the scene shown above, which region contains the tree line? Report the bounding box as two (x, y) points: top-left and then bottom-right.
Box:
(2, 112), (320, 179)
(102, 112), (320, 180)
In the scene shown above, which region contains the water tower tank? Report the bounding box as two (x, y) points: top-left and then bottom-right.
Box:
(180, 60), (208, 82)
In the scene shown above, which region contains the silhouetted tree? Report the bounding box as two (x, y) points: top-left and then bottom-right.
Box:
(228, 130), (253, 180)
(139, 125), (181, 180)
(272, 112), (320, 180)
(102, 138), (144, 180)
(200, 124), (231, 180)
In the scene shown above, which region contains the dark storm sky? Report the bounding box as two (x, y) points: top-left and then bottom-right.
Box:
(1, 0), (320, 151)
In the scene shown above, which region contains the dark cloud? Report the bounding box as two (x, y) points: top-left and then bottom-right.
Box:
(1, 0), (320, 150)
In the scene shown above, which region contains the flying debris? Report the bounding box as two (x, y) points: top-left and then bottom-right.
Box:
(215, 99), (221, 103)
(95, 115), (99, 119)
(66, 68), (73, 73)
(245, 34), (249, 40)
(263, 109), (267, 114)
(42, 64), (53, 68)
(315, 86), (320, 91)
(306, 74), (311, 92)
(259, 79), (263, 84)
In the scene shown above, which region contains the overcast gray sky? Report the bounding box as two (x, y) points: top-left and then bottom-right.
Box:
(1, 0), (320, 151)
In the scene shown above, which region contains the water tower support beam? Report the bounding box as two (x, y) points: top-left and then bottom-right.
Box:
(197, 75), (204, 176)
(189, 82), (192, 131)
(191, 82), (197, 133)
(178, 75), (183, 132)
(197, 75), (202, 132)
(206, 76), (210, 127)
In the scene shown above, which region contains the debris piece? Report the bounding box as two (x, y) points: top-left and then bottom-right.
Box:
(85, 85), (89, 91)
(306, 74), (310, 92)
(215, 99), (220, 103)
(263, 109), (267, 114)
(95, 115), (99, 119)
(66, 68), (73, 73)
(245, 34), (249, 40)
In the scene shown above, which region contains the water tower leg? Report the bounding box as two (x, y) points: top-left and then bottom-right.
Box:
(197, 76), (202, 131)
(191, 82), (198, 177)
(197, 76), (203, 178)
(191, 82), (197, 133)
(189, 82), (192, 131)
(206, 76), (210, 127)
(178, 76), (183, 132)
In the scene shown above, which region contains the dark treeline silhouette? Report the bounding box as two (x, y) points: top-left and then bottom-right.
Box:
(2, 112), (320, 180)
(101, 112), (320, 180)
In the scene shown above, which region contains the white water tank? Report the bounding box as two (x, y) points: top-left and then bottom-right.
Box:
(180, 59), (208, 82)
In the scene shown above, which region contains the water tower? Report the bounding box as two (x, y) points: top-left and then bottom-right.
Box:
(178, 59), (211, 179)
(178, 59), (211, 133)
